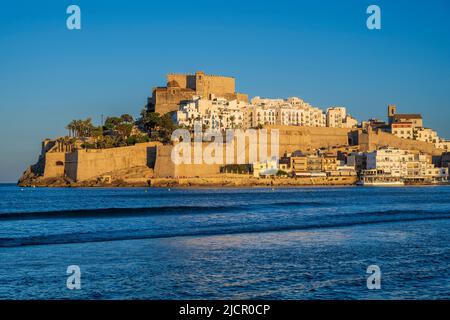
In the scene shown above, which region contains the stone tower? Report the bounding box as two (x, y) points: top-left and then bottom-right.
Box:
(388, 104), (396, 124)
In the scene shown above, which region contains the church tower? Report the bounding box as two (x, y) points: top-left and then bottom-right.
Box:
(388, 104), (396, 124)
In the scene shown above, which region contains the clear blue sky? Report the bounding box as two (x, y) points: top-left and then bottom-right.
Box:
(1, 0), (450, 182)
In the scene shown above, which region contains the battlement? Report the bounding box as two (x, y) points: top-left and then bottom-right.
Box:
(167, 72), (235, 79)
(150, 71), (245, 114)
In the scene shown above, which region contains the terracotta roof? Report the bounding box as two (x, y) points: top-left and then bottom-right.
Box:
(393, 113), (422, 119)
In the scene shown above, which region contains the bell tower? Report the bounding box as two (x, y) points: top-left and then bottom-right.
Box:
(388, 104), (396, 124)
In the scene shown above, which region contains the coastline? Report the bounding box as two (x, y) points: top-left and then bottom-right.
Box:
(17, 175), (358, 188)
(16, 175), (450, 188)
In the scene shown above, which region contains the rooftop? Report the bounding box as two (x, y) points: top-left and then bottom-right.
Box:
(393, 113), (422, 119)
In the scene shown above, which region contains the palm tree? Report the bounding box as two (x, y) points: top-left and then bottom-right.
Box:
(66, 120), (76, 137)
(66, 118), (95, 138)
(82, 118), (94, 137)
(73, 120), (82, 137)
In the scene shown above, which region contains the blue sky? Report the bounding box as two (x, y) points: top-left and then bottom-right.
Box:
(1, 0), (450, 182)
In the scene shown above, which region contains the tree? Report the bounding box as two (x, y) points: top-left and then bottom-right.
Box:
(120, 114), (134, 124)
(80, 118), (95, 137)
(66, 118), (95, 137)
(104, 117), (122, 131)
(140, 111), (162, 131)
(116, 123), (133, 138)
(160, 113), (176, 132)
(66, 120), (76, 137)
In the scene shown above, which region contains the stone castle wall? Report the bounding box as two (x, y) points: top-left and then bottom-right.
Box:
(167, 74), (196, 90)
(63, 142), (160, 181)
(153, 145), (222, 178)
(151, 87), (194, 115)
(153, 126), (351, 177)
(150, 72), (243, 115)
(269, 125), (352, 154)
(38, 127), (446, 181)
(43, 152), (66, 178)
(167, 72), (236, 97)
(358, 129), (443, 156)
(196, 73), (236, 99)
(38, 127), (355, 181)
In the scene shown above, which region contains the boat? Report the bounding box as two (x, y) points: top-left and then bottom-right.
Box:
(357, 180), (404, 186)
(357, 169), (404, 186)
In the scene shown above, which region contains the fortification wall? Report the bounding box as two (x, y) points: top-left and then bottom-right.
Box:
(267, 125), (352, 154)
(152, 88), (195, 114)
(64, 142), (160, 181)
(153, 72), (238, 114)
(236, 92), (249, 102)
(153, 145), (176, 177)
(45, 126), (446, 182)
(43, 152), (66, 178)
(197, 74), (235, 98)
(153, 126), (351, 178)
(359, 130), (444, 156)
(64, 152), (78, 181)
(154, 144), (208, 178)
(167, 74), (196, 90)
(153, 145), (223, 178)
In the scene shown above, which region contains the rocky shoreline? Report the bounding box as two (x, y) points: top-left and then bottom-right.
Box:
(17, 174), (358, 188)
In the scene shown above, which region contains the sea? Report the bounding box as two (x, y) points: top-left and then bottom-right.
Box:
(0, 183), (449, 299)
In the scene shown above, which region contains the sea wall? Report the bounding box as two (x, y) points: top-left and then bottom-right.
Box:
(153, 145), (222, 178)
(64, 142), (160, 181)
(43, 152), (66, 178)
(36, 127), (358, 181)
(32, 126), (446, 183)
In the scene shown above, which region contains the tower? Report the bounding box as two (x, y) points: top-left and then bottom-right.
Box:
(195, 71), (206, 98)
(388, 104), (396, 124)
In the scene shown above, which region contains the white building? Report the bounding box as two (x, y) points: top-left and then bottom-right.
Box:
(176, 96), (246, 131)
(436, 139), (450, 151)
(177, 96), (360, 131)
(326, 107), (357, 128)
(391, 122), (414, 139)
(253, 157), (279, 177)
(251, 105), (277, 127)
(251, 97), (326, 127)
(365, 147), (445, 180)
(416, 128), (438, 143)
(390, 124), (450, 151)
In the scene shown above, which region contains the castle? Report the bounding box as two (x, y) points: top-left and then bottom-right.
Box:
(147, 71), (248, 114)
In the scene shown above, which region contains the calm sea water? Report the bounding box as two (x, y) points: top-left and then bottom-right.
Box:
(0, 183), (449, 299)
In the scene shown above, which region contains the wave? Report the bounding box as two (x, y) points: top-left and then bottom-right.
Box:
(0, 201), (325, 221)
(0, 212), (449, 248)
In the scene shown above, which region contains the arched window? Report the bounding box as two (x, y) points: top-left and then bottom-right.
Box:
(56, 161), (64, 166)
